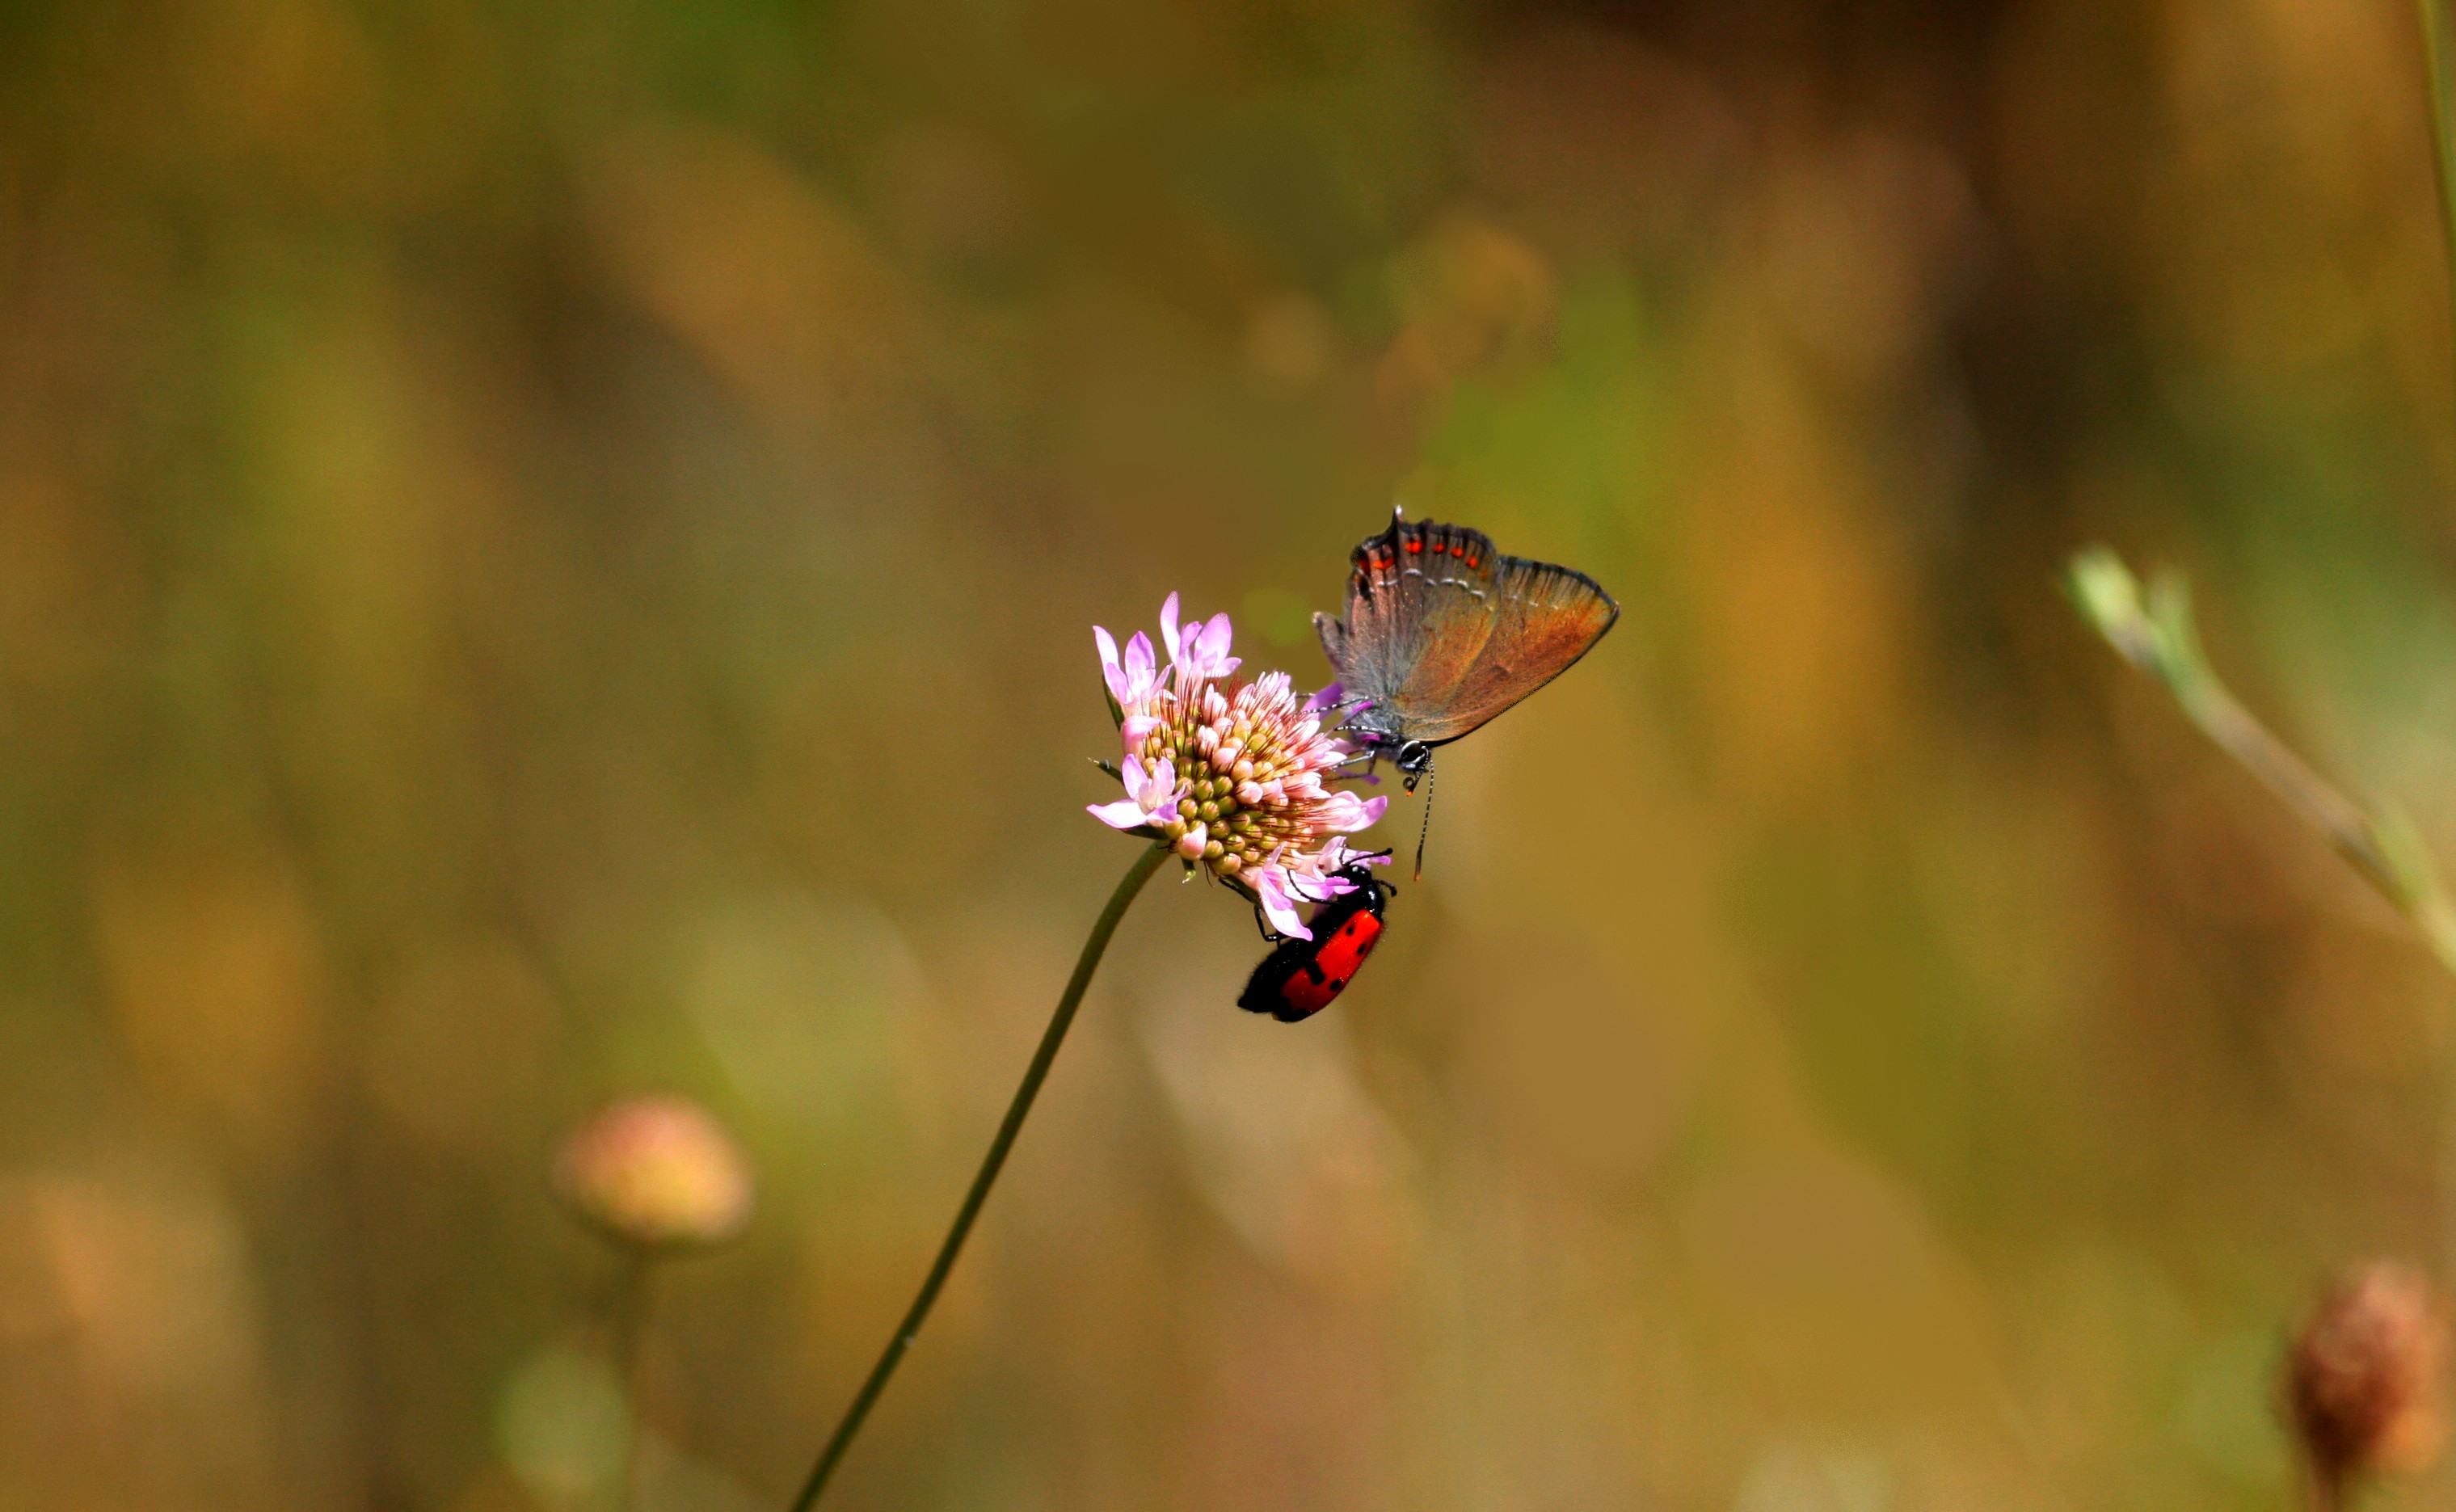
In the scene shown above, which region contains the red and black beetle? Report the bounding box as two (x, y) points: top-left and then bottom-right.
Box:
(1236, 862), (1396, 1023)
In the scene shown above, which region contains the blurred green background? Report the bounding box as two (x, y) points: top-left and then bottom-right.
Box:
(8, 0), (2456, 1507)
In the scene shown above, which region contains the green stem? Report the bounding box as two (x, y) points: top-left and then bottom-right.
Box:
(2068, 548), (2456, 981)
(608, 1255), (652, 1512)
(786, 841), (1171, 1512)
(2158, 634), (2456, 976)
(2421, 0), (2456, 323)
(2402, 0), (2456, 1299)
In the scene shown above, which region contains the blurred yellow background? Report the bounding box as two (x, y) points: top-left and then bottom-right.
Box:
(8, 0), (2456, 1508)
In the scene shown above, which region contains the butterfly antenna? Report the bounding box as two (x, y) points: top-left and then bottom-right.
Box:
(1412, 760), (1435, 879)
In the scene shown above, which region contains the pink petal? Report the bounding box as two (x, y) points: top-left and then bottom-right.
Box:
(1255, 868), (1310, 940)
(1088, 799), (1153, 829)
(1316, 792), (1388, 832)
(1308, 873), (1359, 902)
(1158, 592), (1182, 666)
(1191, 612), (1234, 672)
(1121, 714), (1160, 748)
(1094, 625), (1125, 701)
(1325, 840), (1388, 872)
(1123, 631), (1156, 697)
(1304, 681), (1345, 713)
(1131, 757), (1180, 812)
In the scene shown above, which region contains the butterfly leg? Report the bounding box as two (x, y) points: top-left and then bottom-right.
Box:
(1328, 748), (1384, 787)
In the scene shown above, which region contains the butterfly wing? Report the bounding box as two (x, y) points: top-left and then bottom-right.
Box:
(1315, 518), (1504, 742)
(1316, 516), (1616, 747)
(1416, 550), (1618, 747)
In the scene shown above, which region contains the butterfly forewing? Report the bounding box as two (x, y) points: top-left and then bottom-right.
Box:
(1316, 516), (1617, 749)
(1414, 554), (1619, 743)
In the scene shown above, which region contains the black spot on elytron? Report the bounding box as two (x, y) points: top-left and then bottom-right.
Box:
(1302, 960), (1327, 983)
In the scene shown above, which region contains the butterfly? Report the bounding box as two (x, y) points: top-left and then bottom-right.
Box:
(1314, 512), (1618, 801)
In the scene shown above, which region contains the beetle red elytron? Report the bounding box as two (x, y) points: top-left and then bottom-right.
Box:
(1236, 862), (1396, 1023)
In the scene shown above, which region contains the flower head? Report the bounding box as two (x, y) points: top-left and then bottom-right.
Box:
(2290, 1261), (2448, 1497)
(1089, 595), (1386, 937)
(554, 1096), (755, 1253)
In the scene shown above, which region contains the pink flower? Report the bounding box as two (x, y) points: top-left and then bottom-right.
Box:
(1089, 595), (1388, 937)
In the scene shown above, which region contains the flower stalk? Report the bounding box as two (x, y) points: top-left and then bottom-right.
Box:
(787, 840), (1171, 1512)
(2066, 547), (2456, 979)
(789, 592), (1382, 1506)
(552, 1096), (753, 1510)
(2420, 0), (2456, 359)
(606, 1253), (652, 1512)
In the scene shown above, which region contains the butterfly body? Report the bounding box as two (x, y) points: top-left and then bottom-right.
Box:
(1315, 516), (1619, 786)
(1236, 865), (1396, 1023)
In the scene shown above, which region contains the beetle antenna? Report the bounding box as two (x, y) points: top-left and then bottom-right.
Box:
(1412, 760), (1435, 879)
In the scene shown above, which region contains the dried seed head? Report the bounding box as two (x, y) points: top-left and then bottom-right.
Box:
(2288, 1261), (2447, 1496)
(553, 1096), (754, 1253)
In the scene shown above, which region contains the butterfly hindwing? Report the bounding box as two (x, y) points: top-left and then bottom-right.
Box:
(1316, 520), (1500, 720)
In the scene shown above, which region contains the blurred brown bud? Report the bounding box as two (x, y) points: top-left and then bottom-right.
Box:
(553, 1096), (753, 1253)
(2288, 1261), (2447, 1501)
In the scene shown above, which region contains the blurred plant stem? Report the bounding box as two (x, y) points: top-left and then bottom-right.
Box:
(2066, 548), (2456, 979)
(787, 840), (1171, 1511)
(607, 1255), (651, 1512)
(2420, 0), (2456, 326)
